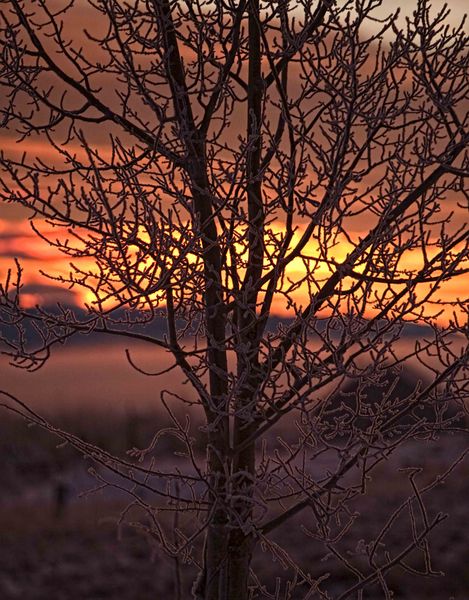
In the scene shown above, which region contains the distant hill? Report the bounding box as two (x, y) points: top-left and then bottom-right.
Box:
(0, 303), (434, 350)
(321, 366), (464, 443)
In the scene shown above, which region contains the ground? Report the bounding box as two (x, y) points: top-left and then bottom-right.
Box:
(1, 412), (468, 599)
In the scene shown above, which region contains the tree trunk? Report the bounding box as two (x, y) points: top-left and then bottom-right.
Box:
(196, 437), (256, 600)
(209, 0), (264, 595)
(193, 0), (262, 595)
(226, 433), (256, 599)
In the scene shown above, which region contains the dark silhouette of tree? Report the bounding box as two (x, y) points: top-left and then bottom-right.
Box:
(0, 1), (468, 598)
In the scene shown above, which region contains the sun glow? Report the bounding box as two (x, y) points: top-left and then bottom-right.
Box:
(0, 213), (466, 327)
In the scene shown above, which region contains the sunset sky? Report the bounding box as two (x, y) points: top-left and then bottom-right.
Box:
(0, 0), (467, 323)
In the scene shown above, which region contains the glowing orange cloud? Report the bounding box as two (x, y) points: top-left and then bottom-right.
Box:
(0, 214), (466, 327)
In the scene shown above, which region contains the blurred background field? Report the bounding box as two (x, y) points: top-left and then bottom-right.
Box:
(1, 340), (468, 599)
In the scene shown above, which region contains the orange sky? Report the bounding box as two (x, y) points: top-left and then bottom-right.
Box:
(0, 1), (468, 326)
(0, 211), (466, 326)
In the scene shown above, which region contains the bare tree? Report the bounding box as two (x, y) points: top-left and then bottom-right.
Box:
(0, 0), (468, 598)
